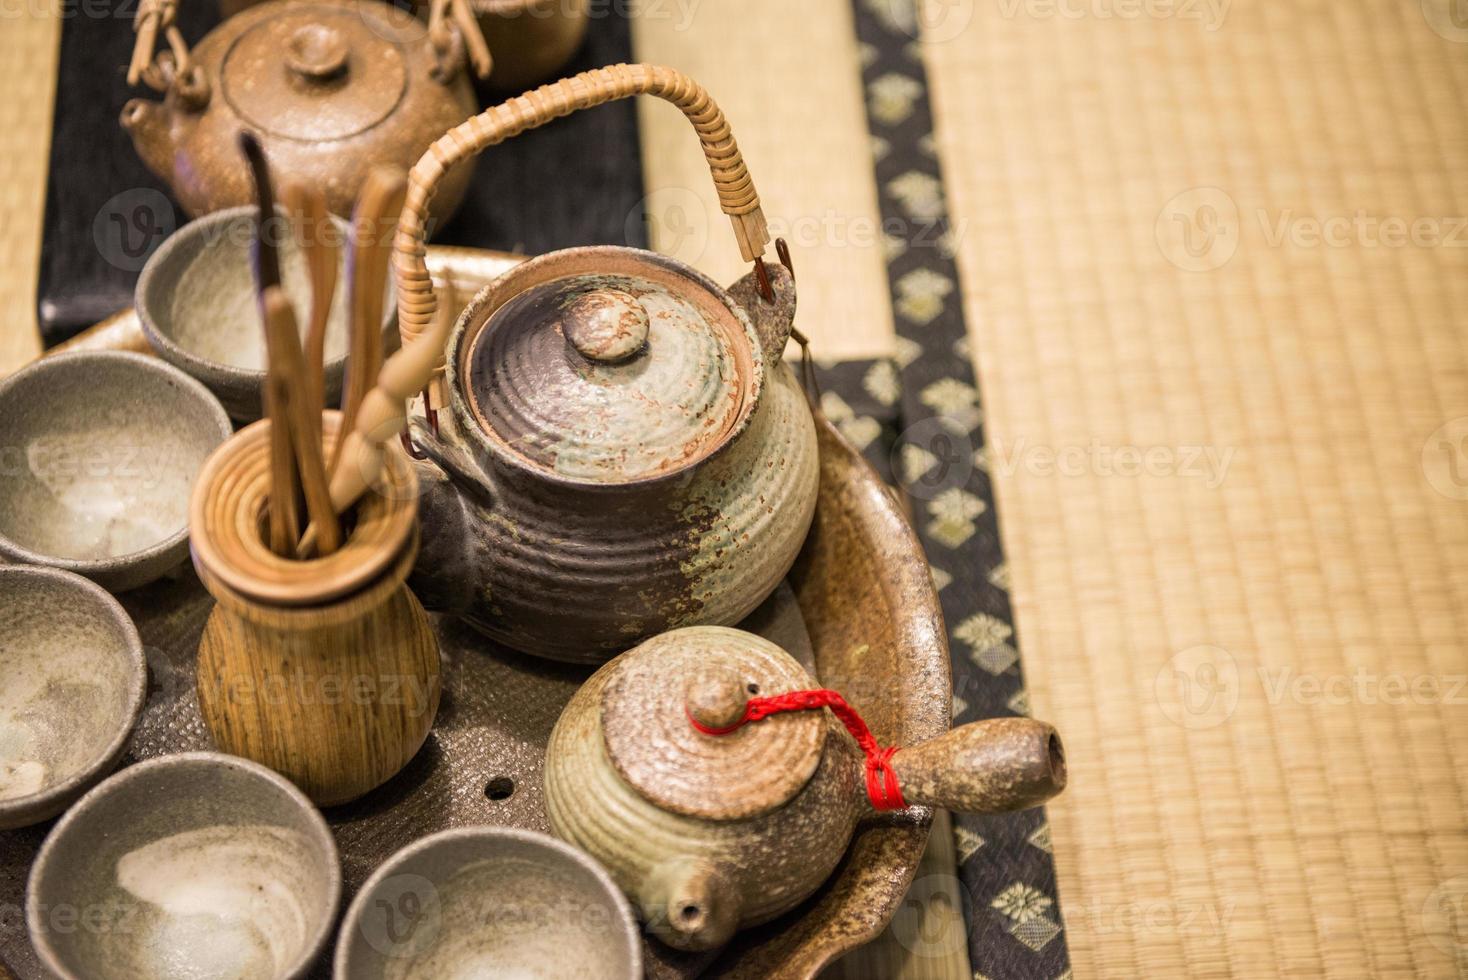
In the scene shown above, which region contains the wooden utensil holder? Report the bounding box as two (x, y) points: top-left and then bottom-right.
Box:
(190, 412), (440, 806)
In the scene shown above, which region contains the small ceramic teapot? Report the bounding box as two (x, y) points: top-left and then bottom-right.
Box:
(122, 0), (489, 223)
(544, 627), (1068, 951)
(394, 65), (819, 662)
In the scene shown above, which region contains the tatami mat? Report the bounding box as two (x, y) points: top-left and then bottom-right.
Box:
(922, 0), (1468, 976)
(0, 3), (59, 373)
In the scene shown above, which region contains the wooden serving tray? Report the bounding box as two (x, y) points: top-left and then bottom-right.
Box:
(0, 252), (952, 979)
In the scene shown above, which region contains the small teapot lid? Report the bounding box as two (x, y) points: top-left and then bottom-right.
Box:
(464, 250), (760, 483)
(220, 4), (411, 142)
(599, 628), (827, 821)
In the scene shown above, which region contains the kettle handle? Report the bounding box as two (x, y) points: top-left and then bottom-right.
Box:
(394, 64), (771, 361)
(127, 0), (209, 106)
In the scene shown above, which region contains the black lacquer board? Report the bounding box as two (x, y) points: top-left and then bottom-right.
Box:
(35, 0), (645, 345)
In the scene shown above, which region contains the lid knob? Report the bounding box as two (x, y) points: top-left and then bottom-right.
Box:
(684, 668), (751, 732)
(562, 288), (650, 364)
(286, 24), (350, 82)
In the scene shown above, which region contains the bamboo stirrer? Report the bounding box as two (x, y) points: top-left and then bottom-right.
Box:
(333, 169), (407, 477)
(281, 181), (338, 460)
(261, 286), (342, 557)
(240, 131), (300, 554)
(296, 290), (453, 558)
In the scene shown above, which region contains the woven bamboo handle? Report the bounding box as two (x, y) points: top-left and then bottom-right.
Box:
(395, 63), (770, 353)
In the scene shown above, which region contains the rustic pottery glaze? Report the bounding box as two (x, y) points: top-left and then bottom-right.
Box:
(122, 0), (482, 224)
(190, 412), (441, 806)
(408, 249), (818, 662)
(27, 752), (340, 980)
(545, 626), (1068, 951)
(334, 827), (642, 979)
(0, 567), (146, 830)
(137, 206), (393, 420)
(0, 351), (232, 591)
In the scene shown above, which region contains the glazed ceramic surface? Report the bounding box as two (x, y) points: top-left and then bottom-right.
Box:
(137, 206), (393, 421)
(334, 827), (641, 979)
(460, 0), (589, 90)
(26, 752), (340, 980)
(122, 0), (479, 224)
(0, 351), (232, 591)
(546, 625), (1067, 952)
(0, 567), (146, 830)
(410, 247), (819, 662)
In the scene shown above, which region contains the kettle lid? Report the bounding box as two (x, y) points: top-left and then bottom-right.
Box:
(462, 248), (761, 484)
(599, 627), (827, 821)
(220, 3), (411, 142)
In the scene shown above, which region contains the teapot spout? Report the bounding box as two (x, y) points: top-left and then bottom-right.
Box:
(880, 717), (1067, 815)
(639, 857), (739, 952)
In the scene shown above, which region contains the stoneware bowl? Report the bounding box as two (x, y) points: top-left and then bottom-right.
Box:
(334, 827), (642, 979)
(0, 351), (233, 592)
(0, 566), (146, 830)
(136, 205), (395, 421)
(27, 752), (340, 980)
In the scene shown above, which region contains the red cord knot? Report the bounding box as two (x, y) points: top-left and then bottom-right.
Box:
(686, 688), (908, 812)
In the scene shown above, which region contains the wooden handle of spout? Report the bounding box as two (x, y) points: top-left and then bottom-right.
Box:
(395, 63), (769, 356)
(891, 717), (1067, 814)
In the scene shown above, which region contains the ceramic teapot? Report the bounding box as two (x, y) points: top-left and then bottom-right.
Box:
(392, 65), (820, 662)
(544, 627), (1068, 950)
(122, 0), (490, 223)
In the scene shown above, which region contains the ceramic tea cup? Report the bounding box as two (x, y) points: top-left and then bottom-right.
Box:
(28, 752), (341, 980)
(0, 351), (233, 592)
(136, 205), (395, 421)
(334, 827), (642, 980)
(0, 566), (146, 830)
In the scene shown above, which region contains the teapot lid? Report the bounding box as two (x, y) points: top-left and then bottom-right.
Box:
(599, 627), (827, 821)
(462, 249), (761, 484)
(219, 4), (411, 142)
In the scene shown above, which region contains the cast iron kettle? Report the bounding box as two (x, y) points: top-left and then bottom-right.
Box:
(393, 65), (821, 662)
(544, 627), (1069, 950)
(122, 0), (491, 223)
